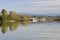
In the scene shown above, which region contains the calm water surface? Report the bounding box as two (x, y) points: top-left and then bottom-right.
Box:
(0, 22), (60, 40)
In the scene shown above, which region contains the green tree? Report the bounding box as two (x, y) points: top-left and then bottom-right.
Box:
(1, 22), (8, 33)
(9, 11), (20, 21)
(22, 14), (27, 21)
(1, 9), (8, 22)
(21, 14), (28, 25)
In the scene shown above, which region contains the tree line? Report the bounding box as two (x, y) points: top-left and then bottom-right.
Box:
(0, 9), (31, 23)
(0, 9), (20, 22)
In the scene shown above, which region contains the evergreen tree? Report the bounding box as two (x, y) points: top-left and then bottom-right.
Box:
(1, 9), (8, 22)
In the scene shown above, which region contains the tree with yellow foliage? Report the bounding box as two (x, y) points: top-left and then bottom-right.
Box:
(9, 11), (20, 21)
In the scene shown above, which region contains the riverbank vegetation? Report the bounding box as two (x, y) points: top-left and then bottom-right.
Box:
(0, 9), (20, 22)
(0, 9), (31, 23)
(0, 9), (60, 24)
(0, 9), (60, 33)
(0, 9), (22, 33)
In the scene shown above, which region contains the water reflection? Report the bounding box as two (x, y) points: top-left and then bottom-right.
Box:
(0, 20), (32, 33)
(0, 21), (60, 40)
(0, 22), (20, 33)
(0, 20), (60, 34)
(1, 21), (8, 33)
(9, 22), (20, 31)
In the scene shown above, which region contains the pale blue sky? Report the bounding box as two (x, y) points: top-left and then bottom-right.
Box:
(0, 0), (60, 14)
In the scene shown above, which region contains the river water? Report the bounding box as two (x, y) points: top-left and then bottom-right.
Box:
(0, 22), (60, 40)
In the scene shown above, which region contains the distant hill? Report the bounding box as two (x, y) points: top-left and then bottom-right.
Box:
(18, 13), (60, 16)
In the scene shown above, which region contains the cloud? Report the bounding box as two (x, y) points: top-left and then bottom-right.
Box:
(9, 0), (60, 14)
(14, 0), (60, 5)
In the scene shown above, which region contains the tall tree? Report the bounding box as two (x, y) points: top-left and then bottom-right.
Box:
(9, 11), (20, 21)
(1, 9), (8, 22)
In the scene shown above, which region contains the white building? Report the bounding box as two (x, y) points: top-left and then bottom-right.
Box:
(30, 17), (38, 23)
(40, 18), (46, 22)
(9, 20), (16, 22)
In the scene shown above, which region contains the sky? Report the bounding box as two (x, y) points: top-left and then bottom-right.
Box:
(0, 0), (60, 14)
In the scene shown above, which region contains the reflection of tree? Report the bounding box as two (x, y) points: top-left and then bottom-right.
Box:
(0, 22), (20, 33)
(21, 21), (28, 26)
(0, 15), (2, 25)
(9, 22), (20, 31)
(1, 22), (8, 33)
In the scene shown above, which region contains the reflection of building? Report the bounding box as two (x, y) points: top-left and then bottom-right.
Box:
(40, 17), (46, 22)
